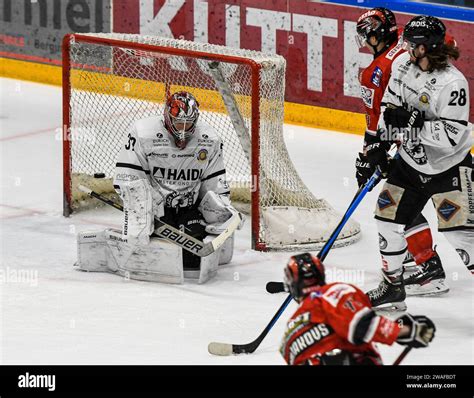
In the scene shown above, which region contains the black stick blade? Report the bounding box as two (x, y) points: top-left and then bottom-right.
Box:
(266, 281), (286, 294)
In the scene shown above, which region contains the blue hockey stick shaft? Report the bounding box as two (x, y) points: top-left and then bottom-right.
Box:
(271, 169), (382, 327)
(221, 168), (383, 354)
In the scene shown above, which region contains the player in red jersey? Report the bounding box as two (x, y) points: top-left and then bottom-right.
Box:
(354, 8), (449, 298)
(279, 253), (435, 365)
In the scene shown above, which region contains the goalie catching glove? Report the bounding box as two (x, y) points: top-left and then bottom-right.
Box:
(198, 191), (245, 235)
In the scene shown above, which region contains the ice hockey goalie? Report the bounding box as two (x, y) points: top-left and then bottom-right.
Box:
(75, 91), (244, 284)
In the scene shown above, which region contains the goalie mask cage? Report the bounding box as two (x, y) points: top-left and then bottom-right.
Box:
(63, 33), (360, 251)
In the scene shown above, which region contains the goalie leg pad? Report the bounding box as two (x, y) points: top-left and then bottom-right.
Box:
(182, 235), (220, 284)
(218, 233), (234, 265)
(121, 179), (154, 246)
(76, 230), (109, 272)
(107, 233), (184, 284)
(77, 229), (184, 284)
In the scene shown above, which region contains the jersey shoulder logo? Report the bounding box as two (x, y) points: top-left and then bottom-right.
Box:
(371, 66), (383, 87)
(322, 284), (356, 307)
(360, 86), (375, 109)
(197, 148), (208, 162)
(386, 42), (404, 61)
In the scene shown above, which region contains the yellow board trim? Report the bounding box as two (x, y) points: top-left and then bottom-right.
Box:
(0, 57), (62, 86)
(0, 56), (366, 134)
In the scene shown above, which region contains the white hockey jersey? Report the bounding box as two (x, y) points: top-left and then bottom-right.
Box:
(113, 116), (230, 208)
(378, 52), (472, 175)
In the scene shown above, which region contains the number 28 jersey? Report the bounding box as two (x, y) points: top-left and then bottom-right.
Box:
(378, 52), (472, 175)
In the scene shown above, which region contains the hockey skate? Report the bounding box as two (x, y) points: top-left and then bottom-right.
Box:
(404, 253), (449, 296)
(402, 251), (417, 273)
(367, 270), (407, 313)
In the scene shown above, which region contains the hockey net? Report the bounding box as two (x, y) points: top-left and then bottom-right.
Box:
(63, 33), (360, 251)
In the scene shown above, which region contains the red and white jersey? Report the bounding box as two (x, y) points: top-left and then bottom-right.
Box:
(359, 33), (405, 136)
(280, 282), (400, 365)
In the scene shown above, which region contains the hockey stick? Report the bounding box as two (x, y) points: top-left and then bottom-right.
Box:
(266, 185), (365, 294)
(265, 148), (400, 294)
(392, 346), (412, 365)
(207, 169), (383, 356)
(78, 185), (241, 257)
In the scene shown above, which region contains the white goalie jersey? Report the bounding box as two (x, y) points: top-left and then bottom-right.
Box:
(378, 52), (472, 175)
(113, 115), (231, 208)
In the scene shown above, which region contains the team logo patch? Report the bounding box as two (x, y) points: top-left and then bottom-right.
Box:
(456, 249), (470, 266)
(419, 93), (430, 106)
(197, 148), (208, 161)
(377, 190), (396, 210)
(437, 199), (460, 221)
(360, 86), (375, 109)
(371, 66), (383, 87)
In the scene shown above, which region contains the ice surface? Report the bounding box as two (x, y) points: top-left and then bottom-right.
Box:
(0, 78), (472, 364)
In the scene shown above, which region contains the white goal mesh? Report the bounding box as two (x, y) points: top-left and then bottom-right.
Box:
(63, 33), (360, 250)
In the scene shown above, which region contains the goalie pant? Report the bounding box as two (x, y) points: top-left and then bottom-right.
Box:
(280, 282), (400, 365)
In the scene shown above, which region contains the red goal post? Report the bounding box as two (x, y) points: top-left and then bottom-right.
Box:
(62, 33), (360, 251)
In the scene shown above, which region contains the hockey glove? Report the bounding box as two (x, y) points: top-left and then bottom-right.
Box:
(355, 152), (373, 188)
(396, 314), (436, 348)
(365, 141), (390, 178)
(383, 106), (424, 142)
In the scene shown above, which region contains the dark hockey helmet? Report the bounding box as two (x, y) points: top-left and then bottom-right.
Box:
(164, 91), (200, 149)
(284, 253), (326, 302)
(356, 7), (398, 49)
(402, 15), (446, 53)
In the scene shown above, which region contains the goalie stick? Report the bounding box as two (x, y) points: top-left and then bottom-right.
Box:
(78, 185), (241, 257)
(208, 168), (384, 356)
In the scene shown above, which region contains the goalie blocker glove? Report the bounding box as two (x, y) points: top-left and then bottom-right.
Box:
(396, 313), (436, 348)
